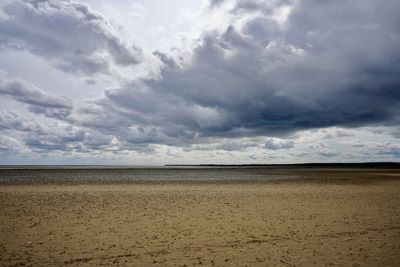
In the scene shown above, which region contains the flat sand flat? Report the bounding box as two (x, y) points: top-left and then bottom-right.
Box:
(1, 169), (400, 266)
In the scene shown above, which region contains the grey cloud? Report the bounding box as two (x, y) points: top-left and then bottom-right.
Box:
(377, 148), (400, 158)
(375, 142), (400, 158)
(290, 152), (309, 158)
(233, 0), (292, 14)
(0, 111), (118, 154)
(24, 131), (84, 151)
(0, 71), (73, 119)
(390, 130), (400, 139)
(350, 143), (367, 148)
(322, 129), (355, 139)
(341, 139), (400, 159)
(0, 0), (142, 76)
(318, 151), (338, 158)
(76, 0), (400, 146)
(28, 106), (72, 120)
(0, 111), (43, 132)
(2, 0), (400, 159)
(248, 154), (258, 160)
(184, 140), (259, 152)
(0, 135), (25, 152)
(209, 0), (225, 8)
(152, 51), (179, 68)
(264, 138), (294, 150)
(22, 123), (114, 153)
(84, 132), (114, 150)
(309, 143), (326, 149)
(215, 141), (258, 151)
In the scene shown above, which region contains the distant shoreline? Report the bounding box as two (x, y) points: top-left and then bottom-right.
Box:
(0, 162), (399, 170)
(165, 162), (400, 168)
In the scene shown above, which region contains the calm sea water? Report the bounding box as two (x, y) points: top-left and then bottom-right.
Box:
(0, 167), (298, 184)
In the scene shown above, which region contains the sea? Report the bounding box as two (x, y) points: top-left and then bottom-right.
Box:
(0, 165), (298, 184)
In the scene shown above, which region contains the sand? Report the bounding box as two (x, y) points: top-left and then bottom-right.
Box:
(1, 169), (400, 266)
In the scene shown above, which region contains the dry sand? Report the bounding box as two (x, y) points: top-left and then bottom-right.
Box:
(1, 169), (400, 266)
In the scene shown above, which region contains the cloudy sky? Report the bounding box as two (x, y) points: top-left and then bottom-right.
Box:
(0, 0), (399, 165)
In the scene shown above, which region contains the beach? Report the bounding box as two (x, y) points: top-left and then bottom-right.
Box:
(1, 168), (400, 266)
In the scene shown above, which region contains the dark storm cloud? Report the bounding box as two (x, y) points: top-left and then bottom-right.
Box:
(0, 0), (142, 76)
(0, 71), (73, 119)
(76, 0), (400, 146)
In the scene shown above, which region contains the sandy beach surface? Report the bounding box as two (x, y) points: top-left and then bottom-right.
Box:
(1, 168), (400, 266)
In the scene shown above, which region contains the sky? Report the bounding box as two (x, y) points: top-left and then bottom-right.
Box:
(0, 0), (399, 165)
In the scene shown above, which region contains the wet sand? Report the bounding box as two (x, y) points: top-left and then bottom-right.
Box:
(1, 169), (400, 266)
